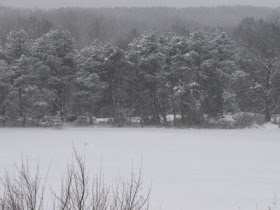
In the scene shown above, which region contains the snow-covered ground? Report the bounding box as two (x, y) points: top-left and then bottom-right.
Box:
(0, 125), (280, 210)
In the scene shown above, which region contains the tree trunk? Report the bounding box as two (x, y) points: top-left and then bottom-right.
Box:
(152, 90), (161, 125)
(171, 79), (176, 126)
(19, 87), (26, 127)
(139, 95), (145, 128)
(23, 114), (26, 127)
(264, 98), (271, 122)
(180, 95), (185, 124)
(1, 106), (6, 127)
(157, 95), (167, 125)
(60, 108), (64, 122)
(264, 63), (272, 122)
(172, 94), (176, 126)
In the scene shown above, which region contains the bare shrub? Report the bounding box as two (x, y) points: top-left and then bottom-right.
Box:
(1, 150), (151, 210)
(111, 168), (150, 210)
(53, 148), (89, 210)
(54, 149), (150, 210)
(233, 113), (265, 128)
(0, 160), (47, 210)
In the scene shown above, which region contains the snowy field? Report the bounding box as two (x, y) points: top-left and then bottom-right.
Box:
(0, 125), (280, 210)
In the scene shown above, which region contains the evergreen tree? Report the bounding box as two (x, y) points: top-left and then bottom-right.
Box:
(5, 29), (30, 62)
(74, 42), (106, 123)
(32, 27), (77, 120)
(201, 29), (238, 117)
(128, 31), (168, 125)
(0, 59), (13, 126)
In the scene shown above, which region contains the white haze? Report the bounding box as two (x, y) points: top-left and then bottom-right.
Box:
(0, 0), (279, 8)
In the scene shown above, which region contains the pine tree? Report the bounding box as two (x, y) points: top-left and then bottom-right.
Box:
(201, 29), (238, 117)
(32, 27), (77, 121)
(74, 42), (106, 123)
(128, 31), (168, 125)
(0, 59), (13, 126)
(5, 29), (30, 62)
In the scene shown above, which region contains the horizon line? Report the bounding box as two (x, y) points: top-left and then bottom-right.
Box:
(0, 4), (279, 10)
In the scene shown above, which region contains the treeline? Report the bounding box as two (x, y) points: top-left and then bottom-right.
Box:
(1, 14), (280, 127)
(0, 6), (275, 48)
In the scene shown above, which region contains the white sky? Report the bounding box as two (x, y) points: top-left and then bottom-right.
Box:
(0, 0), (279, 8)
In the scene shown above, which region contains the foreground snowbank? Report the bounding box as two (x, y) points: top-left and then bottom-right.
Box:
(260, 122), (280, 129)
(0, 127), (280, 210)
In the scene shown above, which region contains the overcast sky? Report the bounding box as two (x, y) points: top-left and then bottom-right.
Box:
(0, 0), (279, 8)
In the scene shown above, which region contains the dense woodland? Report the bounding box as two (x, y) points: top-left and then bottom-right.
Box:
(1, 6), (280, 127)
(0, 6), (274, 48)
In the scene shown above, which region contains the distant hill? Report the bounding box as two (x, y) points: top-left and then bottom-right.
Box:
(0, 6), (277, 47)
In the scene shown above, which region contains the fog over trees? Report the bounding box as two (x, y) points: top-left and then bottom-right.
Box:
(0, 6), (280, 127)
(1, 0), (279, 8)
(0, 6), (274, 47)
